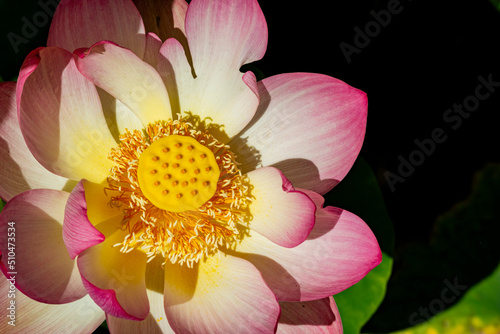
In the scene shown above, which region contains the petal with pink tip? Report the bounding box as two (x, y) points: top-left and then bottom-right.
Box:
(66, 179), (149, 320)
(158, 0), (266, 140)
(235, 206), (382, 301)
(277, 297), (343, 334)
(75, 42), (172, 125)
(133, 0), (188, 41)
(299, 188), (326, 209)
(246, 167), (316, 248)
(63, 180), (124, 259)
(77, 223), (149, 320)
(186, 0), (267, 69)
(16, 47), (43, 117)
(48, 0), (145, 57)
(230, 73), (368, 195)
(18, 47), (116, 183)
(107, 257), (174, 333)
(0, 276), (104, 334)
(164, 254), (280, 334)
(0, 82), (70, 201)
(0, 189), (87, 304)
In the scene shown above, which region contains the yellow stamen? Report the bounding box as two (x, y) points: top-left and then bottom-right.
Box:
(106, 119), (250, 267)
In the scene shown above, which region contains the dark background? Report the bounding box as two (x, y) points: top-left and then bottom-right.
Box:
(258, 0), (500, 330)
(1, 0), (500, 332)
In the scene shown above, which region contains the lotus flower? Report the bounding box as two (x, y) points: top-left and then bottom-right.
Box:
(0, 0), (381, 333)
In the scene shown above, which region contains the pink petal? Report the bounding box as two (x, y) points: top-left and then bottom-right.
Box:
(75, 41), (172, 125)
(0, 275), (104, 333)
(246, 167), (316, 248)
(48, 0), (146, 57)
(158, 0), (267, 140)
(235, 205), (382, 301)
(63, 180), (109, 259)
(230, 73), (368, 195)
(164, 254), (280, 333)
(107, 289), (175, 334)
(277, 297), (343, 334)
(77, 225), (149, 320)
(0, 82), (70, 201)
(16, 47), (43, 118)
(106, 256), (174, 334)
(107, 258), (174, 334)
(64, 181), (149, 320)
(133, 0), (188, 41)
(186, 0), (267, 69)
(80, 274), (144, 321)
(158, 37), (260, 141)
(18, 47), (116, 183)
(299, 188), (326, 209)
(0, 189), (87, 304)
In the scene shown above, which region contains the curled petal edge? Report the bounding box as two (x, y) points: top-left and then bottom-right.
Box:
(63, 180), (105, 259)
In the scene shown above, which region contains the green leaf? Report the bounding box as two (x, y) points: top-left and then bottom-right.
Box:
(388, 164), (500, 334)
(324, 158), (394, 334)
(490, 0), (500, 11)
(0, 199), (4, 213)
(391, 261), (500, 334)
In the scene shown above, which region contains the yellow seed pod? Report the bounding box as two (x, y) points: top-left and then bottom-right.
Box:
(137, 135), (220, 212)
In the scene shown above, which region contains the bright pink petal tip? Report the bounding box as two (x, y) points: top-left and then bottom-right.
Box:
(73, 40), (121, 59)
(16, 47), (43, 118)
(238, 202), (381, 301)
(80, 274), (144, 321)
(242, 71), (259, 97)
(231, 73), (368, 195)
(0, 189), (87, 304)
(63, 180), (105, 259)
(186, 0), (268, 68)
(247, 167), (316, 248)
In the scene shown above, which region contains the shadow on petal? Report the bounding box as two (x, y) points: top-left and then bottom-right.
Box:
(272, 158), (338, 195)
(0, 136), (30, 200)
(306, 206), (342, 241)
(145, 256), (165, 295)
(278, 298), (336, 326)
(225, 249), (302, 301)
(0, 199), (85, 304)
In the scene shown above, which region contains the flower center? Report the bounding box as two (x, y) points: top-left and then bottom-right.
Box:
(106, 119), (251, 267)
(137, 135), (220, 212)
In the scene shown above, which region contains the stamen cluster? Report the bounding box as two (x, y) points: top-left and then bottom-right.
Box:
(106, 118), (251, 267)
